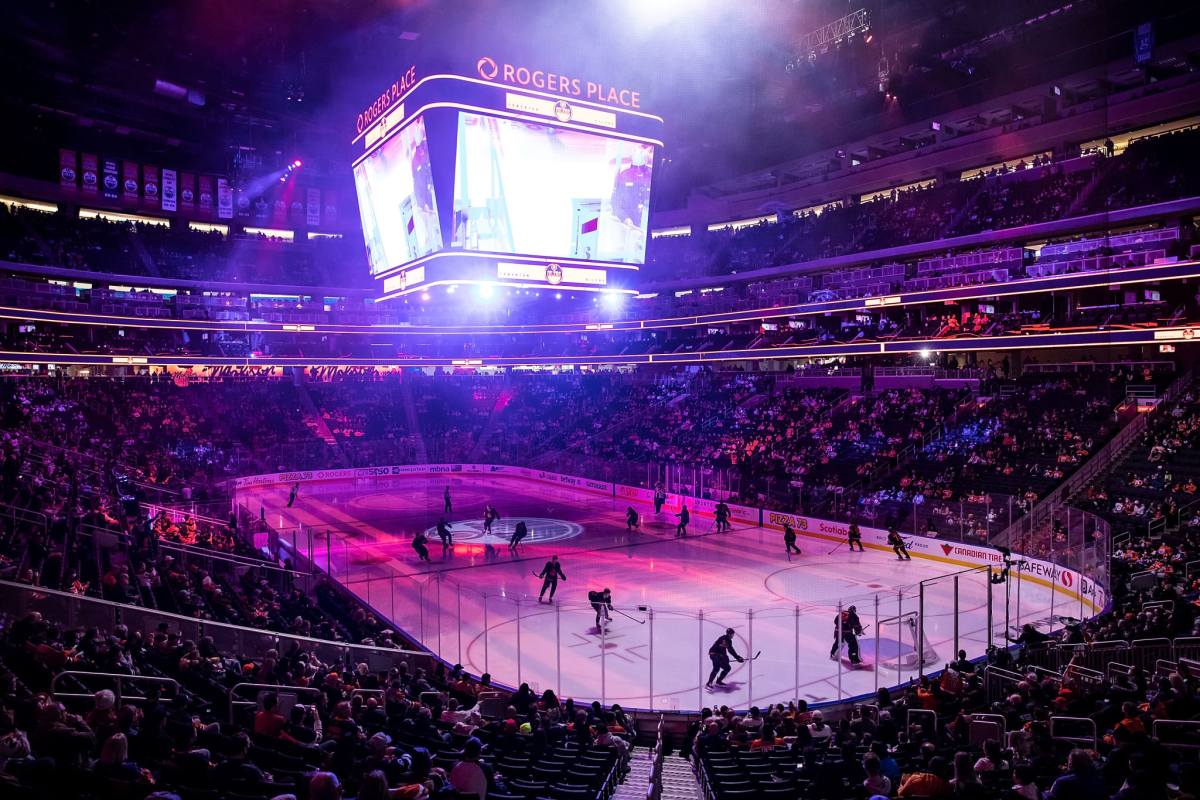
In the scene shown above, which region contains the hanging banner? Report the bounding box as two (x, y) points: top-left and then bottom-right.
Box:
(1135, 22), (1154, 65)
(161, 169), (177, 212)
(275, 181), (292, 226)
(81, 154), (99, 199)
(253, 189), (271, 223)
(323, 190), (337, 224)
(290, 189), (305, 224)
(234, 188), (252, 221)
(142, 165), (160, 210)
(59, 149), (77, 194)
(101, 158), (120, 201)
(198, 176), (213, 217)
(122, 162), (140, 206)
(307, 187), (321, 226)
(217, 178), (233, 219)
(179, 173), (195, 214)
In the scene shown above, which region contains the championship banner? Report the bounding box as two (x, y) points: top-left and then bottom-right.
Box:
(179, 173), (195, 214)
(217, 178), (233, 219)
(323, 190), (337, 223)
(122, 161), (140, 206)
(275, 182), (292, 226)
(59, 149), (77, 194)
(81, 154), (99, 199)
(142, 165), (159, 210)
(306, 187), (321, 226)
(253, 189), (270, 223)
(290, 188), (306, 224)
(198, 176), (213, 217)
(101, 158), (120, 201)
(234, 189), (252, 221)
(160, 169), (177, 212)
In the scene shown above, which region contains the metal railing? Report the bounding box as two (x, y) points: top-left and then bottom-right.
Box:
(230, 683), (324, 724)
(50, 670), (178, 706)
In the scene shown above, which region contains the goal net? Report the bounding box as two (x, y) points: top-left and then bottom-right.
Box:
(877, 611), (939, 671)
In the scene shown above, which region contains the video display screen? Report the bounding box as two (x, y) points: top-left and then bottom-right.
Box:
(452, 112), (654, 265)
(353, 115), (443, 275)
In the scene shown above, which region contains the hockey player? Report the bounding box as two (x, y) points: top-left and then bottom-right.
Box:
(412, 531), (431, 562)
(888, 527), (912, 560)
(706, 628), (744, 688)
(537, 555), (566, 603)
(830, 605), (865, 665)
(589, 588), (613, 628)
(847, 523), (865, 552)
(625, 506), (640, 531)
(436, 517), (453, 547)
(784, 521), (801, 556)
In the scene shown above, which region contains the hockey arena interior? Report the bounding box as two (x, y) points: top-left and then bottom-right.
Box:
(4, 0), (1200, 798)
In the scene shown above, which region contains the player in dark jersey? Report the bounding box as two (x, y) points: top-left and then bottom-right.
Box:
(675, 504), (691, 537)
(436, 517), (453, 548)
(625, 507), (640, 531)
(444, 485), (452, 513)
(537, 555), (566, 603)
(888, 527), (912, 560)
(847, 523), (865, 552)
(483, 503), (500, 535)
(784, 521), (801, 556)
(706, 628), (744, 688)
(589, 588), (613, 628)
(830, 605), (865, 664)
(509, 520), (529, 551)
(714, 502), (731, 532)
(411, 531), (431, 562)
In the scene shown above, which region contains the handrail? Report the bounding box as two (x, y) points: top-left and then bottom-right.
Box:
(229, 683), (324, 723)
(1152, 720), (1200, 750)
(1049, 716), (1097, 749)
(50, 670), (178, 706)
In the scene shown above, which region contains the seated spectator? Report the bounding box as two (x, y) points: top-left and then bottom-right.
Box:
(212, 732), (268, 786)
(1044, 749), (1107, 800)
(254, 692), (286, 737)
(93, 732), (149, 783)
(862, 752), (891, 797)
(448, 737), (496, 800)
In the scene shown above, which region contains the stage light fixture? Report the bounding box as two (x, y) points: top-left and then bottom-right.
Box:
(478, 284), (494, 299)
(421, 292), (430, 301)
(920, 349), (931, 359)
(293, 160), (302, 167)
(555, 293), (562, 299)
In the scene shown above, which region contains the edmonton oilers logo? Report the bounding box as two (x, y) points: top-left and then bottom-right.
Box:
(546, 263), (563, 284)
(182, 188), (194, 202)
(425, 517), (583, 545)
(554, 101), (573, 122)
(83, 171), (96, 186)
(104, 175), (118, 190)
(237, 194), (250, 208)
(200, 192), (212, 204)
(124, 179), (138, 193)
(61, 167), (76, 182)
(145, 182), (158, 196)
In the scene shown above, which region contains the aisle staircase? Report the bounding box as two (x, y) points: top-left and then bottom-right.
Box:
(658, 756), (702, 800)
(128, 230), (163, 278)
(400, 379), (429, 464)
(295, 383), (337, 445)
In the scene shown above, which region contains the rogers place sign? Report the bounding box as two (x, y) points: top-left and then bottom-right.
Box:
(357, 66), (418, 134)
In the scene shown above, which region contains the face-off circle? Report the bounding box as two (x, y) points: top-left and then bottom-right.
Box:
(426, 517), (583, 545)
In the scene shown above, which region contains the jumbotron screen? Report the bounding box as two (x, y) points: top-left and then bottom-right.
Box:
(451, 112), (654, 265)
(353, 115), (443, 277)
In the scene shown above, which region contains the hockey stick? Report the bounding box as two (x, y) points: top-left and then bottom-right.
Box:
(828, 540), (846, 555)
(750, 651), (762, 660)
(613, 607), (647, 625)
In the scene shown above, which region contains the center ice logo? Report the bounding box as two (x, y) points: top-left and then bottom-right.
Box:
(426, 516), (583, 544)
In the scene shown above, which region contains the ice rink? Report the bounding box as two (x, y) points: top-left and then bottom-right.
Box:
(241, 474), (1068, 712)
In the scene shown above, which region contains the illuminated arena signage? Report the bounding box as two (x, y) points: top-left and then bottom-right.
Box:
(357, 65), (418, 133)
(476, 56), (642, 109)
